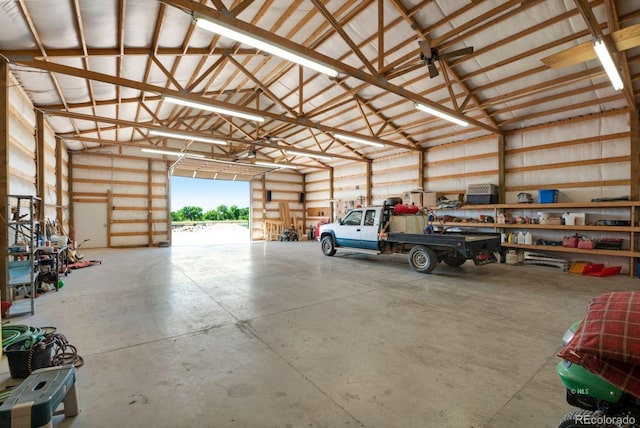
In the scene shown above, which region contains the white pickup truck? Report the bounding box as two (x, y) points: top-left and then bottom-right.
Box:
(318, 202), (501, 273)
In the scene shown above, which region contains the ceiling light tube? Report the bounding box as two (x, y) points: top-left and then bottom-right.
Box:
(285, 150), (333, 161)
(148, 128), (228, 145)
(164, 95), (265, 122)
(141, 148), (205, 158)
(333, 133), (385, 147)
(415, 103), (469, 127)
(255, 161), (298, 169)
(194, 15), (338, 78)
(593, 37), (624, 90)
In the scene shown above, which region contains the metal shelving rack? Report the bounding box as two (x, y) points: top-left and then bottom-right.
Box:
(6, 195), (41, 316)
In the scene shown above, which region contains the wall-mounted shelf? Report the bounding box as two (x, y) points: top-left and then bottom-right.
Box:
(433, 201), (640, 277)
(5, 195), (41, 316)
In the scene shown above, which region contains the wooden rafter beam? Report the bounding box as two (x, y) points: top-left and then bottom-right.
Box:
(573, 0), (603, 37)
(601, 0), (635, 108)
(162, 0), (497, 133)
(151, 55), (184, 91)
(388, 0), (498, 130)
(225, 55), (297, 116)
(2, 47), (259, 59)
(310, 0), (378, 76)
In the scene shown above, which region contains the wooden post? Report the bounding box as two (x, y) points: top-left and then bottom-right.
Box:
(68, 153), (75, 245)
(418, 149), (425, 190)
(366, 160), (372, 206)
(329, 167), (334, 222)
(497, 134), (505, 203)
(147, 159), (153, 246)
(107, 189), (112, 248)
(36, 110), (46, 230)
(55, 136), (64, 228)
(630, 109), (639, 201)
(0, 60), (9, 303)
(261, 175), (267, 240)
(630, 110), (639, 277)
(166, 164), (172, 246)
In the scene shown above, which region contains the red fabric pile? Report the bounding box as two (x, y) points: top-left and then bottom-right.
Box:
(558, 291), (640, 398)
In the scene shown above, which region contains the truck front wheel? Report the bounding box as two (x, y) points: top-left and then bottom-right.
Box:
(321, 235), (337, 256)
(408, 245), (437, 273)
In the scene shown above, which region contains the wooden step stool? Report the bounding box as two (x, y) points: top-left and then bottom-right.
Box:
(0, 365), (78, 427)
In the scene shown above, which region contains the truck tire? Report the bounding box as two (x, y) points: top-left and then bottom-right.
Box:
(408, 245), (437, 273)
(443, 251), (466, 266)
(321, 235), (337, 256)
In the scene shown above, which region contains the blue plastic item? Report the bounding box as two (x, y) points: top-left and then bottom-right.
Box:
(538, 189), (558, 203)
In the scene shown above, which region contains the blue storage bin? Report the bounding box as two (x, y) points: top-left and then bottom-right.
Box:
(538, 189), (558, 203)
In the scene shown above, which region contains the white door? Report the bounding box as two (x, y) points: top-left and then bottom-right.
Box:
(360, 209), (380, 249)
(73, 202), (108, 248)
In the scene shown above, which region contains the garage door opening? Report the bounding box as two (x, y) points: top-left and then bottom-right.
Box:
(170, 177), (250, 246)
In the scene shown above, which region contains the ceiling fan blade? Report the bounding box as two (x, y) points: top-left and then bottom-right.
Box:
(428, 63), (439, 78)
(418, 40), (432, 58)
(438, 46), (474, 60)
(541, 23), (640, 69)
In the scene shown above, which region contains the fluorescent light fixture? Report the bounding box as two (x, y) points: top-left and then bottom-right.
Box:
(333, 133), (385, 148)
(285, 150), (333, 161)
(141, 148), (205, 158)
(593, 37), (623, 90)
(148, 128), (228, 145)
(255, 161), (298, 169)
(415, 103), (469, 127)
(194, 15), (338, 78)
(164, 95), (265, 122)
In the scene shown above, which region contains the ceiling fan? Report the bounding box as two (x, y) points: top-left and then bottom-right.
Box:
(234, 136), (285, 160)
(417, 40), (474, 78)
(541, 23), (640, 68)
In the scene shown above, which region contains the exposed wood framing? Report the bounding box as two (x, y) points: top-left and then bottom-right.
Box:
(0, 61), (9, 302)
(36, 110), (45, 226)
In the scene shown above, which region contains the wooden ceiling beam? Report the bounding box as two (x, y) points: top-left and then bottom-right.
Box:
(231, 0), (255, 17)
(477, 67), (608, 108)
(602, 0), (635, 108)
(151, 55), (184, 91)
(310, 0), (377, 76)
(226, 55), (297, 116)
(1, 47), (259, 59)
(388, 0), (497, 130)
(573, 0), (603, 37)
(19, 61), (413, 150)
(163, 0), (496, 133)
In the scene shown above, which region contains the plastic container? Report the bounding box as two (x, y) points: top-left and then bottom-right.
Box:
(538, 189), (558, 203)
(4, 340), (53, 378)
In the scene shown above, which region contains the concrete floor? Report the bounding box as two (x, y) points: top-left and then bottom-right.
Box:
(0, 240), (638, 427)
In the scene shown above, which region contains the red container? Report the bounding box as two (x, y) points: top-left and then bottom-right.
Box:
(394, 204), (420, 214)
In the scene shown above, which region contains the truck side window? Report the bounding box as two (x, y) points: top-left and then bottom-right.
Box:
(364, 210), (376, 226)
(343, 210), (362, 225)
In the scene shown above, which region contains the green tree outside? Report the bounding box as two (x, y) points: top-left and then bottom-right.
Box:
(172, 205), (250, 222)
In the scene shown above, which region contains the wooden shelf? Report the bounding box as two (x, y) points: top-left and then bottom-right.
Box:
(434, 200), (640, 277)
(501, 243), (635, 257)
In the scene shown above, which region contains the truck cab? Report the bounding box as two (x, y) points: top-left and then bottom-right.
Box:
(327, 207), (382, 251)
